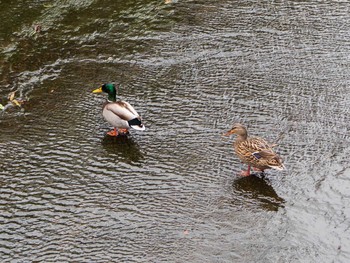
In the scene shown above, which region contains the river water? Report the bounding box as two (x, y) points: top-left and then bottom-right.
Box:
(1, 1), (350, 262)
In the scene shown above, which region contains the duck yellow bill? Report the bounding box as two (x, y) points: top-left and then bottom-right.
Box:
(92, 87), (102, 93)
(223, 130), (233, 136)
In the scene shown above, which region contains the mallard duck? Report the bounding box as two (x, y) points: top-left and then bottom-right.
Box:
(93, 83), (145, 136)
(224, 123), (285, 176)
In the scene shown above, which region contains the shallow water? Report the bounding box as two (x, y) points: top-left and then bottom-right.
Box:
(1, 1), (350, 262)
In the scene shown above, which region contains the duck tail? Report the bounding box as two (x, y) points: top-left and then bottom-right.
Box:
(128, 118), (145, 131)
(269, 163), (286, 171)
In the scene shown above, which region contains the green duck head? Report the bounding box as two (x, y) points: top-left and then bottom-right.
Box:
(93, 83), (117, 102)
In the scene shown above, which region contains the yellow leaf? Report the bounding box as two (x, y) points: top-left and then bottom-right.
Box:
(8, 91), (16, 101)
(12, 99), (21, 107)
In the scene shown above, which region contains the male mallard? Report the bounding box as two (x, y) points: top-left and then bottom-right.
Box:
(93, 83), (145, 136)
(224, 123), (285, 176)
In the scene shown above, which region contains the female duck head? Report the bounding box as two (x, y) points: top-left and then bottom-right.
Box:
(93, 83), (117, 102)
(223, 123), (248, 139)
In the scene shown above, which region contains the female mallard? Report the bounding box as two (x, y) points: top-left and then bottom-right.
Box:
(224, 123), (284, 176)
(93, 83), (145, 136)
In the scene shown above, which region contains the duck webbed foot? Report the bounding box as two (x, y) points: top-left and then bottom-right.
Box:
(240, 165), (251, 176)
(240, 170), (251, 176)
(106, 128), (130, 137)
(107, 128), (118, 136)
(118, 129), (130, 136)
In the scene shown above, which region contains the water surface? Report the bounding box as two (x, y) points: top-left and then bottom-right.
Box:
(1, 1), (350, 262)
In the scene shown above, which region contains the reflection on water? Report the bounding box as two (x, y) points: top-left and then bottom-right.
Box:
(101, 135), (144, 164)
(233, 175), (284, 212)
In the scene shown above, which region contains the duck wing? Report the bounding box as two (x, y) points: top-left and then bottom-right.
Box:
(236, 137), (284, 170)
(253, 149), (284, 170)
(106, 101), (145, 131)
(106, 101), (140, 121)
(244, 137), (272, 152)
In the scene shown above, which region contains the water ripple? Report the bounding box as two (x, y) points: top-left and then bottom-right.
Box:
(1, 0), (350, 262)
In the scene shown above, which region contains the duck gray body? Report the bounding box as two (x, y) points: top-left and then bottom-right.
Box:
(102, 100), (145, 131)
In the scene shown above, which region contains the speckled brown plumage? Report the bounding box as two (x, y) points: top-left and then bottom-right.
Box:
(224, 123), (284, 175)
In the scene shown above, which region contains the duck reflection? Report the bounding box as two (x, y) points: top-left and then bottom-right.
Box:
(233, 175), (284, 211)
(101, 135), (144, 163)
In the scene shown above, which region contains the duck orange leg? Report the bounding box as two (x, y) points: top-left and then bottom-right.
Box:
(107, 128), (130, 136)
(107, 128), (118, 136)
(240, 165), (251, 176)
(118, 129), (129, 135)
